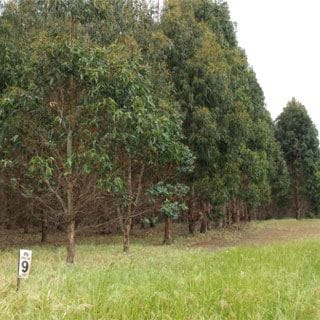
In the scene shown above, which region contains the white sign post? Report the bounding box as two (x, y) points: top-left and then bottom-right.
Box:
(17, 249), (32, 291)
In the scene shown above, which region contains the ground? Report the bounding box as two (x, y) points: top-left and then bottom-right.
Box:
(189, 219), (320, 248)
(3, 219), (320, 249)
(2, 219), (320, 319)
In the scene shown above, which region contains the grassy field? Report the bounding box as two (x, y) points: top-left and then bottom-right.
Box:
(2, 220), (320, 319)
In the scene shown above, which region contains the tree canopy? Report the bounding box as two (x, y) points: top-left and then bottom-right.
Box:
(275, 98), (320, 218)
(0, 0), (318, 260)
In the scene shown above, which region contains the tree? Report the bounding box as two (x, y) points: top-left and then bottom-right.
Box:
(101, 36), (193, 253)
(148, 182), (189, 244)
(160, 0), (286, 228)
(0, 1), (134, 260)
(0, 0), (193, 258)
(1, 0), (309, 252)
(275, 98), (320, 219)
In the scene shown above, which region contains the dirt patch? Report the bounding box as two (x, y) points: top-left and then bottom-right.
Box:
(2, 219), (320, 250)
(190, 219), (320, 249)
(242, 220), (320, 245)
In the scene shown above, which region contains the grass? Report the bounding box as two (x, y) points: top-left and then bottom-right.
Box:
(2, 220), (320, 319)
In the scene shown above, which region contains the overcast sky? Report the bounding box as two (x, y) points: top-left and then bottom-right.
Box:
(227, 0), (320, 133)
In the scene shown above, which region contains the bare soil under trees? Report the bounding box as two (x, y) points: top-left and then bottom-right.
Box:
(1, 219), (320, 250)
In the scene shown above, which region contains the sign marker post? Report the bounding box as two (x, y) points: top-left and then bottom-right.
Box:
(17, 249), (32, 291)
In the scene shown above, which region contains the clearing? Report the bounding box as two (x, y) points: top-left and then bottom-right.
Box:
(1, 219), (320, 320)
(189, 219), (320, 249)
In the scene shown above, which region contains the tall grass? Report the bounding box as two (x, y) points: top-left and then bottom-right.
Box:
(1, 233), (320, 319)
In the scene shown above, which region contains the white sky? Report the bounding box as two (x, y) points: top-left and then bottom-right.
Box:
(227, 0), (320, 133)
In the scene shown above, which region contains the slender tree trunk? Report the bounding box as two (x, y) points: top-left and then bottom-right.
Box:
(294, 180), (301, 220)
(200, 213), (207, 233)
(235, 199), (240, 224)
(24, 200), (34, 234)
(239, 201), (244, 222)
(245, 202), (248, 221)
(41, 211), (48, 243)
(64, 14), (78, 264)
(150, 218), (156, 228)
(200, 201), (208, 233)
(1, 187), (7, 228)
(66, 129), (75, 263)
(188, 198), (196, 234)
(277, 204), (281, 219)
(66, 218), (75, 263)
(163, 216), (173, 245)
(230, 200), (236, 224)
(221, 205), (226, 227)
(188, 219), (196, 234)
(122, 157), (133, 254)
(247, 207), (252, 221)
(123, 219), (131, 254)
(225, 203), (230, 227)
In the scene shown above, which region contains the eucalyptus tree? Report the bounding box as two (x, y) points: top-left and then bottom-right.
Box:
(0, 0), (193, 257)
(161, 0), (235, 230)
(101, 36), (193, 253)
(147, 182), (189, 244)
(275, 98), (320, 218)
(1, 0), (118, 262)
(160, 0), (289, 226)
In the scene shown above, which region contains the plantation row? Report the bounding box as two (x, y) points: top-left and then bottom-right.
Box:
(0, 0), (319, 262)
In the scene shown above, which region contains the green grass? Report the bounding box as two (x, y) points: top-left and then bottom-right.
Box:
(2, 221), (320, 319)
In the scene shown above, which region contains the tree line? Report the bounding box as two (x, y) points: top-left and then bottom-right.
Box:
(0, 0), (319, 262)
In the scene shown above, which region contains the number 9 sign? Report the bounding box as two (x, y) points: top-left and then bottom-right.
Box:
(18, 249), (32, 279)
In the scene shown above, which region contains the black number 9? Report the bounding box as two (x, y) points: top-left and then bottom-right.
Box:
(21, 261), (29, 273)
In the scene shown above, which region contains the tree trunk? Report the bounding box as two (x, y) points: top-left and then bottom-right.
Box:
(247, 207), (252, 221)
(199, 202), (208, 233)
(66, 218), (75, 263)
(65, 20), (78, 263)
(236, 199), (240, 224)
(188, 198), (196, 234)
(1, 188), (7, 228)
(41, 211), (48, 243)
(227, 202), (232, 226)
(294, 180), (301, 220)
(24, 200), (33, 234)
(200, 213), (207, 233)
(66, 129), (75, 263)
(122, 157), (133, 254)
(221, 205), (226, 228)
(150, 218), (156, 228)
(163, 216), (173, 245)
(243, 203), (248, 222)
(123, 219), (131, 254)
(188, 219), (196, 235)
(230, 201), (234, 224)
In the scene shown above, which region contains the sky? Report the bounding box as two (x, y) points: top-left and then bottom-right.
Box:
(227, 0), (320, 133)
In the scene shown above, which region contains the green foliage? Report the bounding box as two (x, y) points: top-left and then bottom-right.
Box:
(160, 199), (188, 219)
(275, 99), (319, 175)
(0, 0), (191, 211)
(161, 0), (289, 215)
(308, 165), (320, 212)
(28, 156), (54, 180)
(148, 182), (189, 198)
(0, 0), (312, 235)
(275, 98), (320, 214)
(148, 182), (189, 218)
